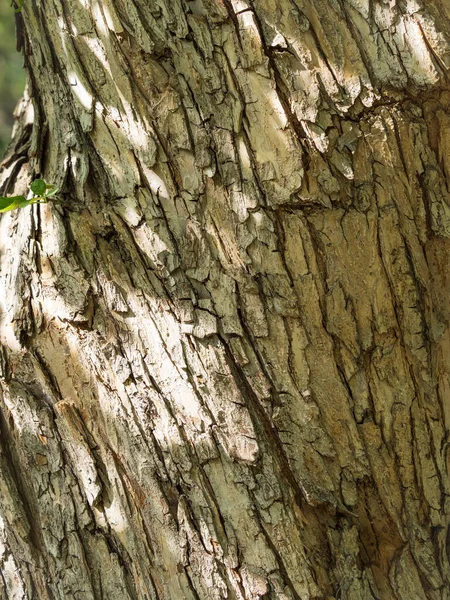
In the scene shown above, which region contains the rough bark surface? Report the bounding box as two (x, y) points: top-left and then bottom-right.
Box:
(0, 0), (449, 598)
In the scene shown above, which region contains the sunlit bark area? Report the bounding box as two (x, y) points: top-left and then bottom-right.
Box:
(0, 0), (449, 598)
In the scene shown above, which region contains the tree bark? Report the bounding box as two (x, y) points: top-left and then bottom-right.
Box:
(0, 0), (449, 598)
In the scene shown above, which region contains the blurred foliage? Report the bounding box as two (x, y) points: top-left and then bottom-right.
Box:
(0, 3), (25, 157)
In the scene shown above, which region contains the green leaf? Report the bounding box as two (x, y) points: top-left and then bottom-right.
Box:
(30, 179), (47, 196)
(44, 187), (59, 197)
(0, 196), (27, 212)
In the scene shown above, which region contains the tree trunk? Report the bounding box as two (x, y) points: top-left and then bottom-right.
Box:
(0, 1), (449, 598)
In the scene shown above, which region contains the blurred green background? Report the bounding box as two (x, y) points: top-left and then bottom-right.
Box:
(0, 3), (26, 157)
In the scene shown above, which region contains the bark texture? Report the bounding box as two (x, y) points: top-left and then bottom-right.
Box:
(0, 0), (450, 598)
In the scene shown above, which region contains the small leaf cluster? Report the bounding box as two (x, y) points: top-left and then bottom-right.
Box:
(0, 179), (59, 213)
